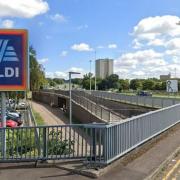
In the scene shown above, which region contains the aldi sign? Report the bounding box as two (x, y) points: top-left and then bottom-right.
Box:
(0, 29), (28, 91)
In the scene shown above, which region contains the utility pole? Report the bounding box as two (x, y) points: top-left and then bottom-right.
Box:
(94, 50), (97, 91)
(69, 71), (80, 124)
(1, 92), (6, 158)
(89, 60), (92, 92)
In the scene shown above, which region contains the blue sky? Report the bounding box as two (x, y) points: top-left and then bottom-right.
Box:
(0, 0), (180, 79)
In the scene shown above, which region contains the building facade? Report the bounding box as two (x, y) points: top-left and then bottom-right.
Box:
(96, 59), (114, 79)
(160, 73), (171, 81)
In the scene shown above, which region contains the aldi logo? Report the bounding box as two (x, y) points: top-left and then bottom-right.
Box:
(0, 29), (28, 91)
(0, 39), (19, 62)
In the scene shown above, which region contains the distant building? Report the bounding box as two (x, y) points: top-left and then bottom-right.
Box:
(95, 59), (114, 79)
(160, 73), (171, 81)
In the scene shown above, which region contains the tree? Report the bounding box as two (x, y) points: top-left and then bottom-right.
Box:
(154, 82), (163, 90)
(82, 73), (95, 89)
(53, 78), (64, 85)
(130, 79), (142, 90)
(142, 79), (155, 90)
(119, 79), (129, 91)
(30, 46), (47, 90)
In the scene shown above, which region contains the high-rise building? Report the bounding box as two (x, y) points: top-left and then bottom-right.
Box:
(95, 59), (114, 79)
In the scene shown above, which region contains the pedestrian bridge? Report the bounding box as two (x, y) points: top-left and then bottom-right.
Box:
(1, 90), (180, 167)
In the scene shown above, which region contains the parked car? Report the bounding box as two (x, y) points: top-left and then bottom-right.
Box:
(6, 114), (23, 126)
(17, 102), (27, 109)
(6, 107), (21, 118)
(0, 119), (18, 128)
(137, 91), (152, 97)
(0, 114), (23, 126)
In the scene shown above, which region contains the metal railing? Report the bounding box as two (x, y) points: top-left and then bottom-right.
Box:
(1, 102), (180, 165)
(104, 103), (180, 164)
(88, 90), (180, 108)
(0, 124), (105, 163)
(34, 90), (122, 122)
(72, 93), (121, 122)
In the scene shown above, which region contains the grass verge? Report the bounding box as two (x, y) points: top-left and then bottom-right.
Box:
(32, 109), (45, 125)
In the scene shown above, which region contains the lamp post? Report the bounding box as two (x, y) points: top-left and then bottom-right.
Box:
(89, 60), (92, 92)
(69, 71), (80, 124)
(94, 50), (97, 91)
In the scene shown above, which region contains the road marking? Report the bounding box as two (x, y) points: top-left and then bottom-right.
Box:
(163, 159), (180, 180)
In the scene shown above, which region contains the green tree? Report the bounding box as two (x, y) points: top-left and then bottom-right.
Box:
(53, 78), (64, 84)
(119, 79), (129, 91)
(130, 79), (142, 90)
(30, 46), (47, 90)
(142, 79), (155, 90)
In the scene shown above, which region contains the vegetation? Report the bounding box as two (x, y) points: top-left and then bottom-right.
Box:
(70, 73), (180, 93)
(33, 109), (45, 126)
(30, 46), (47, 91)
(5, 128), (75, 158)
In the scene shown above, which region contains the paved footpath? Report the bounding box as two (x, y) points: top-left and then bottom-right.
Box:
(30, 101), (69, 125)
(1, 102), (180, 180)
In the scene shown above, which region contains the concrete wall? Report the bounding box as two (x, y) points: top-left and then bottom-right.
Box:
(32, 91), (105, 124)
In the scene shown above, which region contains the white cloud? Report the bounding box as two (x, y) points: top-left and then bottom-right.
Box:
(97, 45), (104, 49)
(0, 0), (49, 18)
(38, 58), (48, 64)
(147, 39), (165, 46)
(132, 71), (145, 76)
(166, 38), (180, 49)
(77, 24), (88, 30)
(71, 43), (93, 52)
(50, 13), (66, 23)
(133, 15), (180, 40)
(114, 49), (169, 78)
(108, 44), (117, 49)
(60, 51), (68, 57)
(1, 19), (14, 28)
(46, 67), (87, 79)
(114, 15), (180, 79)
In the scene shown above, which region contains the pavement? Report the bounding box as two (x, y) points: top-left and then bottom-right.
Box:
(2, 101), (180, 180)
(30, 101), (69, 125)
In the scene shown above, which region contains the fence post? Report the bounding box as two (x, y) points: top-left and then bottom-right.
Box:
(43, 128), (47, 159)
(101, 108), (102, 119)
(92, 128), (96, 162)
(109, 111), (111, 122)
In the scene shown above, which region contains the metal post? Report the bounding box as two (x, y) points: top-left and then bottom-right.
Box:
(69, 73), (72, 124)
(43, 128), (47, 159)
(1, 92), (6, 158)
(89, 60), (92, 92)
(94, 51), (97, 91)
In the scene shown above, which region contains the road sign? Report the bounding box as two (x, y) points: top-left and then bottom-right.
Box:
(0, 29), (28, 91)
(166, 80), (178, 93)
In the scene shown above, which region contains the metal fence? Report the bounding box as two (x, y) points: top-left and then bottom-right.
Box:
(103, 103), (180, 164)
(0, 124), (105, 163)
(72, 93), (121, 122)
(1, 102), (180, 165)
(88, 90), (180, 108)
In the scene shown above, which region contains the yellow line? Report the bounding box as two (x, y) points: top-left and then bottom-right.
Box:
(163, 159), (180, 180)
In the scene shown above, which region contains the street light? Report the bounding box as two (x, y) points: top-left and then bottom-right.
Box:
(69, 71), (80, 124)
(89, 60), (92, 92)
(94, 50), (97, 91)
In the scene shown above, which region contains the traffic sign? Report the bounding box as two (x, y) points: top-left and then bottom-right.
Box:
(166, 80), (178, 93)
(0, 29), (28, 91)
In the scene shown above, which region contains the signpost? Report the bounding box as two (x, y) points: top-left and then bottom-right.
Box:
(166, 80), (178, 93)
(0, 29), (28, 157)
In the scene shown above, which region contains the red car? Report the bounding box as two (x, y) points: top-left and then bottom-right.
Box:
(0, 120), (18, 128)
